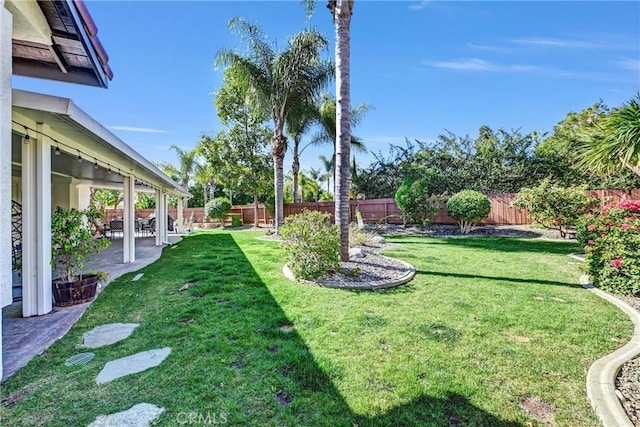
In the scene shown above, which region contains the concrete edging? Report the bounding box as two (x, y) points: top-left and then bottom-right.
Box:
(580, 274), (640, 427)
(282, 256), (416, 290)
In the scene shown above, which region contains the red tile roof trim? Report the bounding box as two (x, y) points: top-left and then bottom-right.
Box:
(73, 0), (113, 80)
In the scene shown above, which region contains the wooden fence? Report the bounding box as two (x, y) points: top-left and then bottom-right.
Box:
(105, 189), (639, 227)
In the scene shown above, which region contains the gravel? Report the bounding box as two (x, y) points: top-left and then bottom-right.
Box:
(616, 356), (640, 426)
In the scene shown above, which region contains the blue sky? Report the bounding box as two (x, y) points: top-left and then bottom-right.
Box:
(13, 1), (640, 177)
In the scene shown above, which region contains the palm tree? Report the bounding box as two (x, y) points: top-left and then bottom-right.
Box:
(170, 145), (197, 207)
(304, 0), (355, 260)
(577, 93), (640, 177)
(216, 18), (333, 232)
(312, 93), (370, 154)
(287, 101), (318, 203)
(307, 167), (323, 201)
(319, 154), (334, 195)
(194, 161), (217, 208)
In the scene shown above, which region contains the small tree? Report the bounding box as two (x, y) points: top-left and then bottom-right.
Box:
(511, 179), (596, 238)
(447, 190), (491, 234)
(394, 179), (441, 227)
(51, 206), (110, 282)
(206, 197), (232, 224)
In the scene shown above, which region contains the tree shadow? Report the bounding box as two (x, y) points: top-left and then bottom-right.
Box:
(157, 233), (526, 426)
(415, 269), (583, 289)
(0, 232), (528, 426)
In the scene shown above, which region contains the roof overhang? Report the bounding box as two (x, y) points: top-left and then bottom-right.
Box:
(9, 0), (112, 87)
(11, 89), (190, 198)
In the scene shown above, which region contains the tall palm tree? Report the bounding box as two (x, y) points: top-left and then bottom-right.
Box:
(307, 167), (323, 201)
(577, 93), (640, 177)
(305, 0), (355, 260)
(287, 101), (318, 203)
(216, 18), (333, 232)
(312, 93), (370, 154)
(170, 145), (197, 207)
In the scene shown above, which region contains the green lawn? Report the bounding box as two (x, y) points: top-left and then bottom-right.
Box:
(0, 232), (631, 426)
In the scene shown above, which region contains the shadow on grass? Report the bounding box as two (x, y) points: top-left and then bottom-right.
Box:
(415, 270), (583, 289)
(0, 233), (525, 426)
(156, 233), (523, 426)
(393, 236), (580, 255)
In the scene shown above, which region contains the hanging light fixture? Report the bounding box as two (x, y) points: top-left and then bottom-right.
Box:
(77, 151), (82, 163)
(55, 145), (61, 156)
(94, 159), (99, 169)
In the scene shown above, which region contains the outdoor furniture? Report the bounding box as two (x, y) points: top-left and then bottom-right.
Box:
(108, 220), (123, 238)
(142, 217), (156, 236)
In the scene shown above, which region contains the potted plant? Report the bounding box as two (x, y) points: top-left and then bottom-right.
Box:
(51, 206), (111, 306)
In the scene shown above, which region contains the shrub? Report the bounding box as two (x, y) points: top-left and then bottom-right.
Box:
(230, 214), (242, 227)
(279, 210), (340, 279)
(446, 190), (491, 234)
(394, 179), (441, 226)
(580, 199), (640, 295)
(206, 197), (232, 223)
(511, 179), (596, 238)
(349, 222), (376, 247)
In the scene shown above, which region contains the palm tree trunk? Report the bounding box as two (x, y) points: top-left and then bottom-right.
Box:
(292, 149), (300, 203)
(334, 0), (354, 261)
(272, 134), (287, 232)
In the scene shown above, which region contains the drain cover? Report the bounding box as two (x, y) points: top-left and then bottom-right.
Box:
(65, 352), (95, 366)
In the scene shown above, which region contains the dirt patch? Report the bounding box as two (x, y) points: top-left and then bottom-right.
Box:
(178, 317), (194, 324)
(508, 333), (531, 343)
(519, 396), (556, 425)
(279, 325), (295, 333)
(267, 345), (279, 354)
(230, 354), (246, 370)
(1, 386), (33, 408)
(276, 390), (293, 406)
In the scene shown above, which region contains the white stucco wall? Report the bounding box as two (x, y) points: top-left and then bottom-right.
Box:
(1, 1), (14, 309)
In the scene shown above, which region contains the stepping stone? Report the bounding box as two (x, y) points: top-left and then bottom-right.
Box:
(96, 347), (171, 385)
(80, 323), (140, 349)
(132, 273), (144, 281)
(88, 403), (164, 427)
(371, 235), (386, 244)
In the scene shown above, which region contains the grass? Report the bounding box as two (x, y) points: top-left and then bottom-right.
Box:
(0, 232), (632, 426)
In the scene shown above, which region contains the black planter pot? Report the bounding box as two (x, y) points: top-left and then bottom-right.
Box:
(52, 274), (99, 306)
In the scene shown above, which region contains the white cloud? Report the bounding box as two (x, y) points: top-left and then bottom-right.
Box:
(408, 1), (430, 11)
(509, 37), (600, 49)
(467, 43), (517, 54)
(110, 126), (168, 134)
(430, 58), (535, 73)
(617, 58), (640, 71)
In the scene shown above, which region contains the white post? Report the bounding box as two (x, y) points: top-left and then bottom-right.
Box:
(122, 176), (135, 263)
(22, 124), (52, 317)
(0, 0), (14, 379)
(160, 192), (168, 243)
(176, 197), (184, 234)
(75, 183), (91, 211)
(155, 189), (162, 246)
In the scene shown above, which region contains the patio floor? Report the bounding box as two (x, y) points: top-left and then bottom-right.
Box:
(2, 234), (183, 381)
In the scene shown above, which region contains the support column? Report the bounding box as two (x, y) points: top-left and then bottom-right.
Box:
(22, 124), (52, 317)
(176, 198), (184, 234)
(122, 176), (135, 263)
(160, 192), (168, 244)
(75, 183), (91, 211)
(155, 189), (162, 246)
(1, 0), (14, 379)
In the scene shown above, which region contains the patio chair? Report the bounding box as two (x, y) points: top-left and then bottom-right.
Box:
(142, 217), (156, 236)
(108, 220), (123, 238)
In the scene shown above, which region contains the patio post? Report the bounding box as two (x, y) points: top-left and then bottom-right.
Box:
(0, 0), (13, 379)
(176, 197), (184, 234)
(21, 123), (52, 317)
(123, 175), (135, 263)
(155, 188), (162, 246)
(160, 192), (168, 244)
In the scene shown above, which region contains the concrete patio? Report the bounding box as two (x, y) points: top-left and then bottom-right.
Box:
(2, 234), (183, 381)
